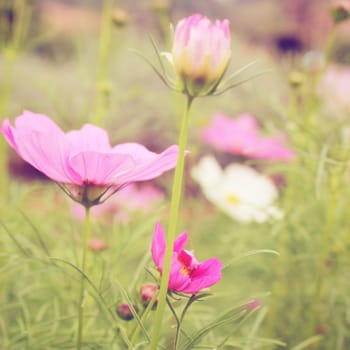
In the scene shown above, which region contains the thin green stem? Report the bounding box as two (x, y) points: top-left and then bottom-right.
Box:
(128, 291), (159, 349)
(0, 0), (32, 198)
(76, 207), (91, 350)
(174, 295), (195, 349)
(307, 169), (339, 339)
(150, 96), (194, 350)
(93, 0), (114, 126)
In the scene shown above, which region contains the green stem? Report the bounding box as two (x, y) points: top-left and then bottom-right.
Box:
(174, 295), (195, 349)
(0, 0), (32, 198)
(149, 96), (194, 350)
(307, 170), (339, 337)
(93, 0), (114, 126)
(76, 207), (91, 350)
(128, 291), (159, 349)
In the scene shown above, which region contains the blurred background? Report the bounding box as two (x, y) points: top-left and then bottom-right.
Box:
(1, 1), (350, 349)
(1, 0), (349, 179)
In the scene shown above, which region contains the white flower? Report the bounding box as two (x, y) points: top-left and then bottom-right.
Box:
(191, 156), (283, 223)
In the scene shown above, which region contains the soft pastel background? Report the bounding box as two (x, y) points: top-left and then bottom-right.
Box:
(1, 1), (350, 349)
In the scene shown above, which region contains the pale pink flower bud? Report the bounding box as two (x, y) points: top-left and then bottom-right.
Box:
(172, 14), (231, 97)
(243, 299), (262, 311)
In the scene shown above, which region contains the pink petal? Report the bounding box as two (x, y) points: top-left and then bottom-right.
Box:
(1, 111), (75, 183)
(1, 119), (18, 149)
(66, 124), (111, 153)
(168, 255), (191, 292)
(67, 151), (134, 185)
(173, 231), (188, 253)
(202, 113), (294, 161)
(114, 144), (180, 183)
(181, 258), (222, 294)
(151, 222), (166, 269)
(14, 110), (63, 134)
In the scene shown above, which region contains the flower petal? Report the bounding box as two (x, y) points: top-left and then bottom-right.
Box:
(168, 254), (191, 292)
(66, 124), (111, 153)
(151, 222), (166, 270)
(67, 151), (134, 185)
(173, 231), (188, 253)
(182, 258), (222, 294)
(1, 111), (77, 183)
(113, 144), (180, 183)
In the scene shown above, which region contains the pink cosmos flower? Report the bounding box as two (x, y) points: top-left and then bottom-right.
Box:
(201, 113), (295, 161)
(151, 222), (222, 294)
(1, 111), (179, 207)
(172, 14), (231, 97)
(71, 183), (164, 222)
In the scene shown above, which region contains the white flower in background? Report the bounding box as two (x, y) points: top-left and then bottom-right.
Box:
(191, 156), (283, 223)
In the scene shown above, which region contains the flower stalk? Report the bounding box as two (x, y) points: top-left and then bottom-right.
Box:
(0, 0), (32, 198)
(150, 95), (193, 350)
(93, 0), (114, 126)
(76, 207), (91, 350)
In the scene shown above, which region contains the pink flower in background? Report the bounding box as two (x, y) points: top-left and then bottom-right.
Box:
(151, 222), (222, 294)
(201, 113), (294, 161)
(172, 14), (231, 97)
(319, 65), (350, 110)
(88, 238), (108, 252)
(1, 111), (179, 207)
(72, 183), (164, 222)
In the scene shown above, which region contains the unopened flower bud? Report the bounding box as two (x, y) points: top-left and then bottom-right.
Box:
(112, 8), (129, 28)
(243, 299), (262, 311)
(116, 303), (138, 321)
(172, 14), (231, 97)
(140, 283), (158, 308)
(288, 71), (305, 89)
(330, 1), (350, 24)
(315, 324), (327, 335)
(88, 238), (108, 252)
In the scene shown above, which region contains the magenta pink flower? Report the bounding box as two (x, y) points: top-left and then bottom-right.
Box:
(1, 111), (179, 206)
(151, 222), (222, 294)
(202, 113), (295, 161)
(172, 14), (231, 97)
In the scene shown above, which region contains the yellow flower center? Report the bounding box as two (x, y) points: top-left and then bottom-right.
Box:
(226, 194), (240, 205)
(180, 265), (190, 276)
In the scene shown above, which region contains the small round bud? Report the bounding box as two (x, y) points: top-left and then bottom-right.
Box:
(330, 1), (350, 24)
(150, 0), (170, 13)
(112, 8), (129, 28)
(116, 303), (138, 321)
(315, 324), (327, 335)
(88, 239), (108, 252)
(140, 283), (158, 308)
(288, 71), (305, 89)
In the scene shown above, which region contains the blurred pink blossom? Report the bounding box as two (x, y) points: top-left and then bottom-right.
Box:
(151, 222), (222, 294)
(319, 65), (350, 110)
(72, 183), (164, 222)
(172, 14), (231, 97)
(88, 239), (108, 252)
(201, 113), (295, 161)
(1, 111), (179, 207)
